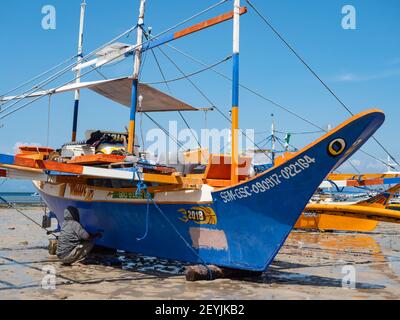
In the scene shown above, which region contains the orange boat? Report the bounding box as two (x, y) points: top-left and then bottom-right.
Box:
(295, 184), (400, 232)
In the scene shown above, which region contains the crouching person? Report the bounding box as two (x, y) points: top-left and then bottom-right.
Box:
(56, 206), (101, 265)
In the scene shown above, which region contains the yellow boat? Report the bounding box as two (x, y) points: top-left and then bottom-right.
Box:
(295, 184), (400, 232)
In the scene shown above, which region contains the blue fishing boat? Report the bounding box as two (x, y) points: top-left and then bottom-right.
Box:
(0, 0), (385, 272)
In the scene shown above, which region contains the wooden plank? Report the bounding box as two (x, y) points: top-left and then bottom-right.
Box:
(142, 173), (204, 185)
(174, 7), (248, 39)
(186, 265), (261, 282)
(206, 179), (233, 187)
(0, 163), (45, 174)
(347, 178), (384, 187)
(37, 160), (84, 175)
(13, 157), (136, 180)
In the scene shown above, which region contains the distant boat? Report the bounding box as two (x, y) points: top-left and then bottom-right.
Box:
(295, 184), (400, 232)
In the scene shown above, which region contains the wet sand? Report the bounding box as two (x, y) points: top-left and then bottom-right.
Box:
(1, 207), (400, 300)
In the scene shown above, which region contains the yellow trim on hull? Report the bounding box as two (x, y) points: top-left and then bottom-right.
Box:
(302, 203), (400, 225)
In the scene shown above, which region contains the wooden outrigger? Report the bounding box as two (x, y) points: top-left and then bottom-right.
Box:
(296, 184), (400, 232)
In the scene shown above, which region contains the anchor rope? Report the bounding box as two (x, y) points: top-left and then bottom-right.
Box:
(135, 179), (151, 241)
(149, 198), (214, 280)
(133, 170), (213, 280)
(245, 0), (400, 169)
(0, 196), (55, 236)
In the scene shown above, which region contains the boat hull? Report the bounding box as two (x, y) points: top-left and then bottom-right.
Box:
(36, 110), (385, 271)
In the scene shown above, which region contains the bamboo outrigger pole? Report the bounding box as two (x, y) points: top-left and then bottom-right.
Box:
(72, 0), (87, 142)
(231, 0), (240, 185)
(128, 0), (146, 154)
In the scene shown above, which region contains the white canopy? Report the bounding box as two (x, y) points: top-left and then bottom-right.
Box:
(1, 77), (198, 112)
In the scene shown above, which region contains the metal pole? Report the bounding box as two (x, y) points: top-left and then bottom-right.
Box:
(71, 0), (86, 142)
(128, 0), (146, 154)
(231, 0), (240, 184)
(271, 114), (276, 164)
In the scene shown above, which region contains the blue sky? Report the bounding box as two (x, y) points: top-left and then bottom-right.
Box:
(0, 0), (399, 191)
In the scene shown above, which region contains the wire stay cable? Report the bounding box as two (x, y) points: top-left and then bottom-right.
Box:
(0, 0), (229, 119)
(164, 43), (388, 171)
(245, 0), (400, 168)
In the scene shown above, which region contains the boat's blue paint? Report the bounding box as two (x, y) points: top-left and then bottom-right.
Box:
(384, 178), (400, 184)
(72, 99), (80, 137)
(130, 79), (138, 123)
(254, 164), (273, 174)
(38, 111), (385, 271)
(142, 34), (175, 53)
(0, 154), (14, 165)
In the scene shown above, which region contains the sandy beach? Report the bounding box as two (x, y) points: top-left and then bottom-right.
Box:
(1, 206), (400, 300)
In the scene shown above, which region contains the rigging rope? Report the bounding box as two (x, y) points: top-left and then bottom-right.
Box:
(0, 0), (229, 120)
(0, 54), (78, 102)
(144, 56), (232, 85)
(144, 30), (203, 150)
(0, 25), (139, 114)
(274, 130), (325, 136)
(155, 44), (272, 161)
(163, 42), (393, 171)
(133, 170), (213, 279)
(143, 113), (185, 149)
(245, 0), (400, 168)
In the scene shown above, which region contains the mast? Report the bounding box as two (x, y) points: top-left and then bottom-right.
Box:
(271, 114), (276, 164)
(127, 0), (146, 155)
(231, 0), (240, 185)
(71, 0), (87, 142)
